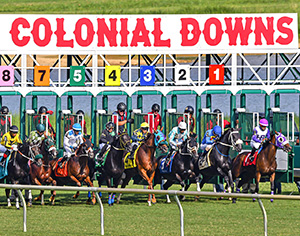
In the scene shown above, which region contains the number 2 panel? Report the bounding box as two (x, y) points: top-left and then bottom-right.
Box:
(175, 65), (190, 85)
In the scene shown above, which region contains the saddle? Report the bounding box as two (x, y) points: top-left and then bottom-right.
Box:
(243, 148), (262, 167)
(124, 145), (141, 169)
(198, 148), (212, 170)
(54, 157), (68, 177)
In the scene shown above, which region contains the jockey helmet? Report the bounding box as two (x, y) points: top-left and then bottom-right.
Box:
(1, 106), (9, 114)
(76, 110), (84, 115)
(184, 105), (194, 115)
(213, 125), (222, 137)
(141, 122), (149, 129)
(39, 106), (48, 114)
(213, 109), (222, 113)
(178, 122), (187, 130)
(151, 103), (160, 112)
(117, 102), (126, 112)
(105, 121), (114, 129)
(259, 118), (268, 127)
(10, 125), (19, 133)
(72, 123), (82, 131)
(36, 124), (45, 132)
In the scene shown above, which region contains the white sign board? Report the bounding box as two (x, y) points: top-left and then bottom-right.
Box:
(0, 14), (297, 54)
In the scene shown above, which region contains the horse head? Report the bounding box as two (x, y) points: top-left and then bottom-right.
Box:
(43, 136), (57, 159)
(186, 133), (199, 159)
(221, 127), (243, 152)
(78, 136), (94, 159)
(274, 131), (292, 153)
(118, 132), (132, 152)
(154, 130), (168, 153)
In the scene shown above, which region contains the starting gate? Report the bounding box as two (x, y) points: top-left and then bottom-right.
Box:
(0, 114), (12, 137)
(25, 110), (49, 137)
(97, 110), (112, 147)
(201, 108), (224, 137)
(166, 109), (190, 137)
(132, 109), (155, 133)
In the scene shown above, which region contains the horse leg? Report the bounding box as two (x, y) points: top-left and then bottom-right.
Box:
(84, 176), (96, 205)
(26, 190), (33, 207)
(175, 173), (186, 201)
(116, 174), (131, 204)
(5, 188), (11, 207)
(163, 180), (174, 203)
(138, 168), (153, 206)
(148, 170), (157, 204)
(69, 175), (81, 199)
(253, 172), (262, 202)
(48, 178), (57, 205)
(32, 177), (44, 204)
(270, 172), (275, 202)
(106, 177), (113, 206)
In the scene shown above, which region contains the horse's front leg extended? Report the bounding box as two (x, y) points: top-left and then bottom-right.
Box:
(148, 170), (157, 204)
(5, 188), (11, 207)
(253, 172), (262, 202)
(138, 168), (153, 206)
(69, 175), (81, 199)
(269, 172), (275, 202)
(175, 173), (186, 201)
(84, 176), (96, 205)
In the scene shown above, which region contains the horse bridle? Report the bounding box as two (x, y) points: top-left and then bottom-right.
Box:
(179, 138), (199, 156)
(217, 130), (243, 151)
(112, 133), (131, 151)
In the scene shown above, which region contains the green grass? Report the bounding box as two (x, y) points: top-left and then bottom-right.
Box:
(0, 0), (298, 38)
(1, 181), (300, 236)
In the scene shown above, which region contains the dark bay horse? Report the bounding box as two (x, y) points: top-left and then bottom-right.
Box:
(117, 131), (168, 206)
(232, 131), (292, 202)
(30, 136), (57, 205)
(5, 142), (34, 209)
(95, 132), (132, 206)
(51, 136), (96, 204)
(155, 133), (199, 203)
(186, 128), (243, 198)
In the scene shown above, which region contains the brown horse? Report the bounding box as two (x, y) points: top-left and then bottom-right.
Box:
(232, 131), (292, 202)
(117, 131), (168, 206)
(51, 136), (96, 204)
(30, 136), (57, 205)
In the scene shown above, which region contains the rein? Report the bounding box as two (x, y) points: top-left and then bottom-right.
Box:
(17, 149), (35, 162)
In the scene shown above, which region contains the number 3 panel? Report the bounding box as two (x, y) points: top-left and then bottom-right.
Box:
(105, 66), (120, 86)
(0, 66), (14, 86)
(34, 66), (50, 86)
(140, 65), (155, 86)
(175, 65), (190, 85)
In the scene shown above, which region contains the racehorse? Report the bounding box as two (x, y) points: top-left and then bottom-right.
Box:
(232, 131), (292, 202)
(51, 136), (96, 204)
(29, 136), (57, 205)
(186, 128), (243, 198)
(117, 130), (168, 206)
(95, 132), (132, 206)
(5, 141), (34, 209)
(155, 133), (199, 202)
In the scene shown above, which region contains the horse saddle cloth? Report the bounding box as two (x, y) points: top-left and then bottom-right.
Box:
(159, 152), (177, 174)
(124, 146), (140, 170)
(198, 149), (212, 170)
(54, 157), (68, 177)
(0, 155), (10, 179)
(95, 148), (110, 168)
(243, 147), (263, 167)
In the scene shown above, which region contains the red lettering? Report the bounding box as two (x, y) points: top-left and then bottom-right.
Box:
(120, 18), (129, 47)
(130, 18), (151, 47)
(151, 18), (170, 47)
(180, 18), (201, 46)
(254, 17), (275, 45)
(54, 18), (74, 48)
(97, 18), (118, 47)
(224, 17), (253, 46)
(276, 17), (293, 45)
(203, 18), (224, 46)
(31, 18), (52, 47)
(73, 18), (95, 47)
(9, 18), (30, 47)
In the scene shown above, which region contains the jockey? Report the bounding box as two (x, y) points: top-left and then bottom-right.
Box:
(28, 124), (46, 147)
(58, 123), (84, 168)
(249, 118), (270, 162)
(76, 110), (87, 135)
(34, 106), (56, 138)
(200, 125), (222, 155)
(112, 102), (134, 133)
(165, 122), (188, 164)
(0, 125), (22, 166)
(144, 103), (162, 131)
(97, 121), (116, 161)
(177, 105), (195, 134)
(0, 106), (11, 137)
(128, 122), (149, 159)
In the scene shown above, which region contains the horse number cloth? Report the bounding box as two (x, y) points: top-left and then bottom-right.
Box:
(124, 145), (141, 169)
(198, 148), (212, 170)
(159, 152), (177, 174)
(0, 155), (10, 179)
(54, 157), (68, 177)
(243, 147), (263, 167)
(95, 148), (110, 168)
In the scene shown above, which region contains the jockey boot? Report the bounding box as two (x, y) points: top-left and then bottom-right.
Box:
(165, 149), (175, 166)
(249, 148), (256, 162)
(58, 156), (68, 168)
(98, 144), (108, 162)
(0, 150), (11, 166)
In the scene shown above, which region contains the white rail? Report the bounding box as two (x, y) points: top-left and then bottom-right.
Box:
(1, 184), (300, 236)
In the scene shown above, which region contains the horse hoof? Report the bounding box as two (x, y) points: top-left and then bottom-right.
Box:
(147, 201), (152, 206)
(73, 194), (79, 199)
(116, 200), (120, 204)
(232, 199), (236, 204)
(217, 197), (224, 201)
(34, 197), (40, 201)
(7, 203), (11, 207)
(270, 199), (274, 203)
(27, 202), (32, 207)
(252, 198), (256, 202)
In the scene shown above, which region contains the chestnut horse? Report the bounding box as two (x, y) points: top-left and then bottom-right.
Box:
(30, 136), (57, 205)
(232, 131), (292, 202)
(51, 136), (96, 204)
(117, 131), (168, 206)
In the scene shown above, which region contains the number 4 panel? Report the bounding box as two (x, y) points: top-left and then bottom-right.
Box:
(105, 66), (121, 86)
(0, 66), (14, 86)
